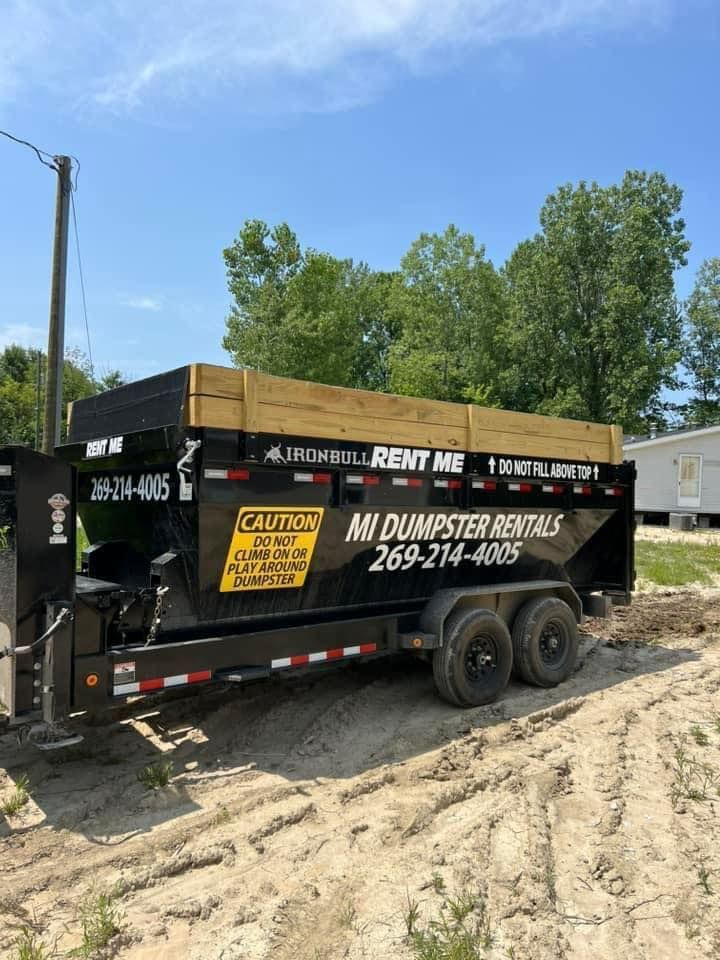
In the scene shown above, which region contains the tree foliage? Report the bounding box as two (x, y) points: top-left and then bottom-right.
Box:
(223, 172), (695, 431)
(223, 220), (399, 389)
(388, 225), (506, 404)
(502, 171), (689, 431)
(0, 345), (125, 446)
(680, 258), (720, 425)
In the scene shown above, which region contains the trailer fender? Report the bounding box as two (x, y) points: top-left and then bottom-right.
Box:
(419, 580), (582, 646)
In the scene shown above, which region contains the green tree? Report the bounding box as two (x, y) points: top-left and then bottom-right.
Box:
(503, 171), (689, 430)
(681, 258), (720, 425)
(388, 225), (506, 403)
(0, 345), (125, 446)
(222, 220), (400, 389)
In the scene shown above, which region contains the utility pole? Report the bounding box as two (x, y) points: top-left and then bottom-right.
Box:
(42, 155), (72, 454)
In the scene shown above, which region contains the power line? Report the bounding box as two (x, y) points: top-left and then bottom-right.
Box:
(0, 128), (58, 171)
(70, 189), (94, 381)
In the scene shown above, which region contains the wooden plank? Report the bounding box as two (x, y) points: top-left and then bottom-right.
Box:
(243, 369), (259, 434)
(254, 372), (469, 427)
(255, 403), (467, 450)
(186, 395), (245, 429)
(609, 425), (624, 465)
(469, 427), (611, 462)
(185, 365), (622, 464)
(468, 403), (611, 448)
(189, 363), (245, 400)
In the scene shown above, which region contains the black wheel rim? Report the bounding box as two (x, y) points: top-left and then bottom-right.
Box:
(464, 634), (498, 683)
(539, 620), (567, 666)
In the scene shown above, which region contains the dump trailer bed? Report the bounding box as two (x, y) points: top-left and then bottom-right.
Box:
(0, 365), (634, 741)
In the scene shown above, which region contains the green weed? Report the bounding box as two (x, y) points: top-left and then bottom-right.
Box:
(404, 893), (421, 937)
(432, 872), (446, 894)
(1, 773), (31, 817)
(69, 892), (123, 958)
(12, 927), (51, 960)
(698, 867), (713, 896)
(136, 759), (173, 790)
(407, 890), (492, 960)
(337, 899), (357, 930)
(671, 745), (720, 806)
(690, 725), (710, 747)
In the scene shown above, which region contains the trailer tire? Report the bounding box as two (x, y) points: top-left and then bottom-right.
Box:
(512, 597), (578, 688)
(433, 608), (513, 708)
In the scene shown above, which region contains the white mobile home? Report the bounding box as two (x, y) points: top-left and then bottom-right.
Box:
(624, 425), (720, 525)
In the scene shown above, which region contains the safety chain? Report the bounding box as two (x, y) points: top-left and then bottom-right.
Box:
(145, 586), (169, 647)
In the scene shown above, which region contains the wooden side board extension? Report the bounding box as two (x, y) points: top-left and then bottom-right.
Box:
(187, 364), (624, 464)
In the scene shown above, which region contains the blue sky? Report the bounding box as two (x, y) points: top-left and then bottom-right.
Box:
(0, 0), (718, 384)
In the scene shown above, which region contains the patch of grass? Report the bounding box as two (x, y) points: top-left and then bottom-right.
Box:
(69, 892), (123, 958)
(635, 540), (720, 587)
(698, 867), (713, 896)
(1, 773), (31, 817)
(407, 890), (492, 960)
(337, 899), (357, 930)
(432, 872), (446, 894)
(12, 927), (51, 960)
(136, 759), (173, 790)
(690, 725), (710, 747)
(0, 525), (11, 551)
(404, 893), (421, 937)
(671, 744), (720, 806)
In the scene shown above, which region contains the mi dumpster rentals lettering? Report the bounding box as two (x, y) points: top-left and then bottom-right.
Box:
(221, 507), (324, 591)
(346, 510), (565, 573)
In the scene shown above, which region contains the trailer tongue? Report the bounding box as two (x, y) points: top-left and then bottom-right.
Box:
(0, 364), (634, 745)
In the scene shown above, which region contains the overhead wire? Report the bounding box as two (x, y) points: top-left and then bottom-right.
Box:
(1, 127), (93, 379)
(0, 128), (58, 171)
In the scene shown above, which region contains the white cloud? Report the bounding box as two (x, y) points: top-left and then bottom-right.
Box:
(119, 295), (163, 312)
(0, 0), (672, 115)
(0, 323), (45, 350)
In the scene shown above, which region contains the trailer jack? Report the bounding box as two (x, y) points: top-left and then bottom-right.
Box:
(4, 608), (84, 751)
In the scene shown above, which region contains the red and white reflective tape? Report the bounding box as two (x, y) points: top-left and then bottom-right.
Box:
(574, 484), (592, 495)
(392, 477), (423, 487)
(346, 474), (380, 486)
(508, 482), (533, 493)
(472, 479), (497, 491)
(604, 486), (624, 496)
(204, 468), (250, 480)
(433, 479), (463, 489)
(271, 643), (377, 669)
(542, 484), (566, 495)
(294, 471), (332, 484)
(114, 670), (212, 697)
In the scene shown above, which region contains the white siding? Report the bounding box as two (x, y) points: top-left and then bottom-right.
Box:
(624, 432), (720, 514)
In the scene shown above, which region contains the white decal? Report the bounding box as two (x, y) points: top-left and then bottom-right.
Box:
(348, 510), (565, 574)
(488, 456), (599, 481)
(49, 534), (68, 545)
(89, 473), (171, 502)
(48, 493), (70, 510)
(264, 443), (287, 464)
(51, 509), (66, 523)
(85, 435), (124, 459)
(52, 523), (64, 534)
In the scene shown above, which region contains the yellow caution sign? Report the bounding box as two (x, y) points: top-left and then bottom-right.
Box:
(220, 507), (324, 592)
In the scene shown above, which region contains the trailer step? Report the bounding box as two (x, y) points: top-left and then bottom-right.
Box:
(216, 666), (271, 683)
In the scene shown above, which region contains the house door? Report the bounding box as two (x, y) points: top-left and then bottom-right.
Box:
(677, 454), (702, 509)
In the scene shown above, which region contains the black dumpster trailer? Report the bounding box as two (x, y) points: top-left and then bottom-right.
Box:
(0, 365), (634, 746)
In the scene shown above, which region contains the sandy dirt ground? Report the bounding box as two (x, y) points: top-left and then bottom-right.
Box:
(2, 589), (720, 960)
